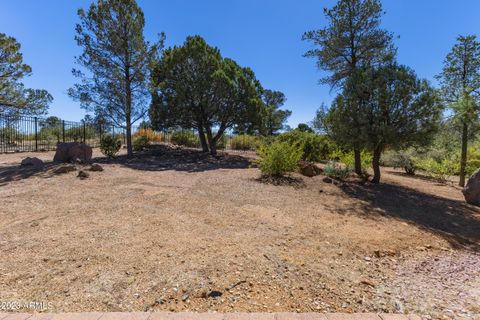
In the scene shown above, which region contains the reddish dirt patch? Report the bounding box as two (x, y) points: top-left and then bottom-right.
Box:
(0, 146), (478, 319)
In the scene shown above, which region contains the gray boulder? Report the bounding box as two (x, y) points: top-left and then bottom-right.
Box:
(20, 157), (44, 170)
(463, 170), (480, 206)
(54, 142), (92, 163)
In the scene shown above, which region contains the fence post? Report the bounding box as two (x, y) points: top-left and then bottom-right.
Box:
(83, 122), (86, 144)
(62, 120), (65, 143)
(34, 117), (38, 152)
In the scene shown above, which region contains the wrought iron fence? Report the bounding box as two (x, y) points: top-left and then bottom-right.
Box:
(0, 114), (126, 153)
(0, 113), (260, 154)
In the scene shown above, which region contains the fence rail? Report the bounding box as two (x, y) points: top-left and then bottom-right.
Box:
(0, 114), (127, 153)
(0, 114), (260, 154)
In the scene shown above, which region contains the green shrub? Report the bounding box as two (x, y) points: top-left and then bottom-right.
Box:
(382, 149), (419, 175)
(467, 145), (480, 177)
(133, 135), (150, 151)
(414, 156), (459, 182)
(329, 148), (372, 173)
(323, 161), (351, 180)
(230, 135), (262, 151)
(256, 141), (303, 177)
(277, 130), (331, 162)
(171, 130), (199, 148)
(100, 135), (121, 158)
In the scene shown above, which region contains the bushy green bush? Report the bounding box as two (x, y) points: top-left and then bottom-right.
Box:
(414, 156), (459, 182)
(100, 135), (121, 158)
(256, 141), (303, 177)
(382, 149), (419, 175)
(467, 145), (480, 177)
(323, 161), (351, 180)
(230, 135), (262, 151)
(170, 130), (199, 148)
(277, 130), (331, 162)
(329, 148), (372, 173)
(133, 135), (150, 151)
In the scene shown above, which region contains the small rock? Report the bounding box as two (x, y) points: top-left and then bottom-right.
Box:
(54, 164), (76, 174)
(21, 157), (44, 170)
(323, 177), (333, 184)
(374, 250), (381, 258)
(77, 170), (89, 179)
(207, 290), (223, 299)
(360, 279), (376, 287)
(182, 294), (189, 302)
(364, 256), (372, 261)
(90, 163), (104, 172)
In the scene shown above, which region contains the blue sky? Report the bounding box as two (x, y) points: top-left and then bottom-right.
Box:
(1, 0), (479, 127)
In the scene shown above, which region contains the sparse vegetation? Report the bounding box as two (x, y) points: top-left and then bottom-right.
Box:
(100, 135), (121, 158)
(256, 141), (303, 177)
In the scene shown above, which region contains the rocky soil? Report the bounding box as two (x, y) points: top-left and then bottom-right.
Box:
(0, 146), (479, 319)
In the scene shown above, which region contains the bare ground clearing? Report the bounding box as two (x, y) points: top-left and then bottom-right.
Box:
(0, 146), (479, 319)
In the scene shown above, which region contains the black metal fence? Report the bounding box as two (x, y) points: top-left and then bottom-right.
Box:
(0, 114), (126, 153)
(0, 113), (260, 154)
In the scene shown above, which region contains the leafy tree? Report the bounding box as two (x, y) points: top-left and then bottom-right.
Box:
(437, 35), (480, 186)
(69, 0), (164, 156)
(0, 33), (52, 116)
(149, 35), (263, 154)
(296, 123), (314, 133)
(344, 64), (441, 183)
(260, 90), (291, 135)
(302, 0), (394, 175)
(40, 116), (62, 142)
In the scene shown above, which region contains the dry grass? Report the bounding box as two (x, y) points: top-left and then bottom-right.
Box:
(0, 146), (479, 318)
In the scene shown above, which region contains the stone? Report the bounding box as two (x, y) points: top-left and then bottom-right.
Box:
(322, 177), (333, 184)
(77, 170), (89, 179)
(20, 157), (44, 170)
(54, 142), (92, 163)
(298, 161), (322, 177)
(463, 170), (480, 206)
(54, 164), (77, 174)
(89, 163), (104, 172)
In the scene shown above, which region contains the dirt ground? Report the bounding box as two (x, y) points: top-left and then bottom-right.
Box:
(0, 146), (479, 319)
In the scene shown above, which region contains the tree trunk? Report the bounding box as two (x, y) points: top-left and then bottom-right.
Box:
(459, 122), (468, 187)
(371, 147), (382, 184)
(197, 124), (209, 152)
(125, 115), (133, 157)
(204, 126), (217, 155)
(354, 147), (362, 175)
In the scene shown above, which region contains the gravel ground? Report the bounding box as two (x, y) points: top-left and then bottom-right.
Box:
(0, 146), (479, 319)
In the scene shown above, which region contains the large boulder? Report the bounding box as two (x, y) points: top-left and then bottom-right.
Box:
(54, 142), (92, 163)
(463, 170), (480, 206)
(21, 157), (44, 170)
(298, 160), (323, 177)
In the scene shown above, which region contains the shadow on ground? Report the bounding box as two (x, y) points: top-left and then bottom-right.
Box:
(0, 162), (58, 186)
(96, 145), (253, 173)
(330, 181), (480, 251)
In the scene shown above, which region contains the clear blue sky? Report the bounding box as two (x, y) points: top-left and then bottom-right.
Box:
(1, 0), (479, 127)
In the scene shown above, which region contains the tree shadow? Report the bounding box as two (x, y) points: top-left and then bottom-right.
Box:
(0, 162), (58, 187)
(386, 170), (457, 186)
(331, 181), (480, 251)
(95, 145), (253, 173)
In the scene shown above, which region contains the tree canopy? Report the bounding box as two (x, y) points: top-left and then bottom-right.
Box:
(149, 35), (266, 154)
(0, 33), (52, 116)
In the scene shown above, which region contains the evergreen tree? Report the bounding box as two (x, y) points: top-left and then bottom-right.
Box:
(69, 0), (164, 156)
(0, 33), (52, 116)
(303, 0), (394, 174)
(437, 35), (480, 186)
